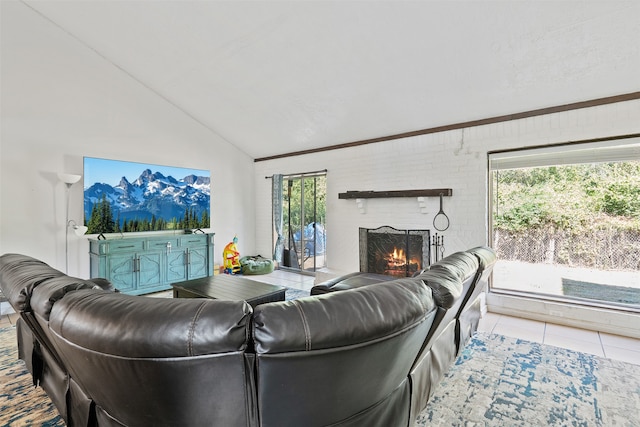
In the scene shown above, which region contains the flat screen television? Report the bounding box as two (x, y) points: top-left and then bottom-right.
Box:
(83, 157), (210, 235)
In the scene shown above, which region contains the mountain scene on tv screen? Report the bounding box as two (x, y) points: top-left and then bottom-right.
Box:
(84, 169), (210, 233)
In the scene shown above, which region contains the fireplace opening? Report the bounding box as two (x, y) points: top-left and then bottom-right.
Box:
(359, 226), (430, 277)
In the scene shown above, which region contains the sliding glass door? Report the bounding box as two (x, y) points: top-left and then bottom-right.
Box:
(281, 173), (326, 274)
(489, 136), (640, 311)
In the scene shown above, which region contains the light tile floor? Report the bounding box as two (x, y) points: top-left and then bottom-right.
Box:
(478, 311), (640, 366)
(3, 269), (638, 366)
(248, 268), (317, 291)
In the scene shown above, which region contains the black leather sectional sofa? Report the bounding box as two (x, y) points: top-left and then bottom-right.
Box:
(0, 247), (495, 427)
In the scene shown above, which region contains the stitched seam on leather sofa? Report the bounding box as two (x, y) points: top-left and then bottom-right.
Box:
(187, 301), (207, 356)
(293, 301), (311, 351)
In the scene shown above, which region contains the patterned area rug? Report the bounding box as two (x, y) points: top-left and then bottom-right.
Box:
(285, 286), (310, 300)
(0, 326), (63, 426)
(416, 332), (640, 426)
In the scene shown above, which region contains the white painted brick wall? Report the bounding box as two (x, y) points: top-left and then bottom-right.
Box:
(254, 100), (640, 273)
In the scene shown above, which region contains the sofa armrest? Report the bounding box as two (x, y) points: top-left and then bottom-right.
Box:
(0, 253), (65, 312)
(310, 272), (395, 295)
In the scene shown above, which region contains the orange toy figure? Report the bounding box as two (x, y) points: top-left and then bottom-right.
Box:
(223, 236), (241, 274)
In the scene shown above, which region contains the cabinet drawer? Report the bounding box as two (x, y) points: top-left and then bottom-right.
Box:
(180, 235), (208, 248)
(148, 238), (179, 252)
(105, 240), (145, 253)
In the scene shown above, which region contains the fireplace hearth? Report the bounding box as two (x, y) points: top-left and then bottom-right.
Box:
(359, 226), (430, 277)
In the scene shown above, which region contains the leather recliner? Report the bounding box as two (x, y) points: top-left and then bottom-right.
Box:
(2, 252), (471, 427)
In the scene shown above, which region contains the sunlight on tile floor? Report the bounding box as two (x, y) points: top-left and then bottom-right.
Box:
(248, 268), (316, 291)
(478, 311), (640, 365)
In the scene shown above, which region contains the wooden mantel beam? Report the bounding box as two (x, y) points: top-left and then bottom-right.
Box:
(338, 189), (452, 199)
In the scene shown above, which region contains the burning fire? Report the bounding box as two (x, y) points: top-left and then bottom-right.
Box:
(385, 247), (421, 272)
(388, 248), (405, 266)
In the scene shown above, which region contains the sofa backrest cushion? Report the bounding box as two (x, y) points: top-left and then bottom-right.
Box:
(50, 291), (252, 357)
(429, 251), (479, 283)
(49, 292), (256, 427)
(253, 277), (435, 354)
(30, 276), (111, 322)
(0, 253), (65, 312)
(468, 246), (497, 271)
(415, 269), (462, 309)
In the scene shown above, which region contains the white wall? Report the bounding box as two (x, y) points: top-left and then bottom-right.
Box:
(254, 100), (640, 273)
(0, 1), (256, 277)
(254, 99), (640, 335)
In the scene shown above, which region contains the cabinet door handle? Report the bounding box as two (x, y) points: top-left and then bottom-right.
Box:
(186, 249), (190, 265)
(133, 257), (140, 272)
(166, 242), (172, 254)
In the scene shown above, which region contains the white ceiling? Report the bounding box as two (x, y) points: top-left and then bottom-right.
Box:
(20, 0), (640, 159)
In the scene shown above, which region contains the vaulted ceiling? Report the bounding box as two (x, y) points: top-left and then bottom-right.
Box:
(13, 1), (640, 159)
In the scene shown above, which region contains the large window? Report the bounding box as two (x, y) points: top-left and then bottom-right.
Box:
(489, 136), (640, 311)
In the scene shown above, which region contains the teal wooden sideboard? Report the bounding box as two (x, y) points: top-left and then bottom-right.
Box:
(89, 233), (214, 295)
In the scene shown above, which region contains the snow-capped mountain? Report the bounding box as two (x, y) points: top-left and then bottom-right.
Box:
(84, 169), (210, 225)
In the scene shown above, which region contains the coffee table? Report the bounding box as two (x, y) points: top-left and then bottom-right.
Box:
(171, 274), (286, 307)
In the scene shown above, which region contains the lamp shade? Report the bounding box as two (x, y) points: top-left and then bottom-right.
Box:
(58, 173), (81, 185)
(73, 225), (89, 236)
